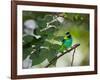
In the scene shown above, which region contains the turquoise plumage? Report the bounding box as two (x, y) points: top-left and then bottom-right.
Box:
(59, 32), (72, 52)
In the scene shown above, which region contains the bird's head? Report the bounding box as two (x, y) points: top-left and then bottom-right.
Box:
(66, 32), (70, 35)
(65, 32), (72, 38)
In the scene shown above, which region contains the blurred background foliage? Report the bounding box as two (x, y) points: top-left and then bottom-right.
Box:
(23, 11), (90, 68)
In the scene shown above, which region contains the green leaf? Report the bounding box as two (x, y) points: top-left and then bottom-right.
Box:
(23, 36), (33, 45)
(23, 47), (33, 60)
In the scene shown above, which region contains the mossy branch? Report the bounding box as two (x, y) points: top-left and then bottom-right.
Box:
(45, 43), (80, 68)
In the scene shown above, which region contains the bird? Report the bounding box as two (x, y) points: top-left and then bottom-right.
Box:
(59, 32), (73, 53)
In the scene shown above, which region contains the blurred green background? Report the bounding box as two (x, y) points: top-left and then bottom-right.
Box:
(22, 11), (90, 68)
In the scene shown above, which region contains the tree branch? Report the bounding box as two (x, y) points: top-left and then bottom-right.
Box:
(71, 48), (76, 66)
(45, 43), (80, 68)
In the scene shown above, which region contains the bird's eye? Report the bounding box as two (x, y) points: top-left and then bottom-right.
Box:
(66, 32), (70, 35)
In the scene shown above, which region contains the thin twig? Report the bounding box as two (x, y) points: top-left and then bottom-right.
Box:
(71, 49), (76, 66)
(45, 43), (80, 68)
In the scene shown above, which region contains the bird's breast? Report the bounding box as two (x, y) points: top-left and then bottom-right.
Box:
(63, 39), (72, 48)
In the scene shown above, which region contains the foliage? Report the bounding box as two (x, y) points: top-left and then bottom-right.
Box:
(23, 11), (89, 67)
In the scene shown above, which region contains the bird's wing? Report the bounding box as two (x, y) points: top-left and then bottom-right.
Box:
(62, 39), (65, 43)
